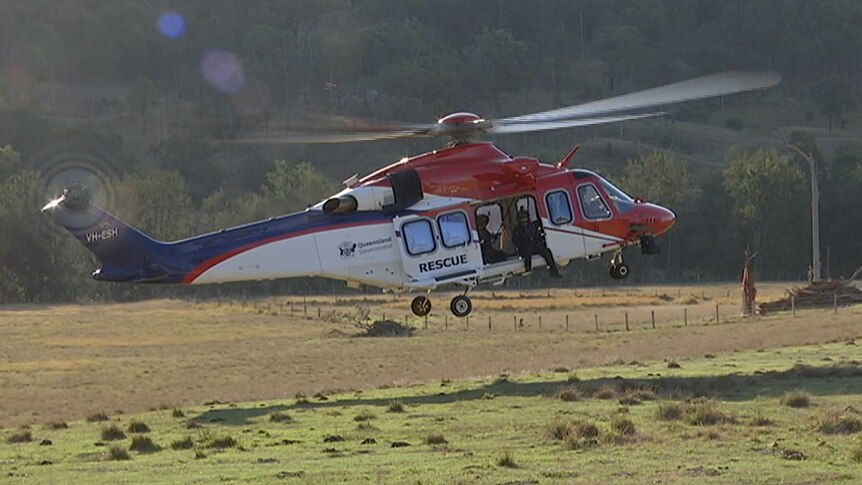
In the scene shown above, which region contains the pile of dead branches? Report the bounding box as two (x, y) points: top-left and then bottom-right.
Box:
(356, 319), (415, 337)
(759, 280), (862, 314)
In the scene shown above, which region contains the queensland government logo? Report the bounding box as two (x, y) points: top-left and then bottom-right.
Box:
(338, 241), (357, 259)
(338, 237), (393, 259)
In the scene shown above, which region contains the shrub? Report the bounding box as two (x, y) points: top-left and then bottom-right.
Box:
(780, 390), (812, 408)
(269, 411), (294, 423)
(387, 400), (405, 413)
(46, 421), (68, 430)
(108, 445), (130, 461)
(101, 425), (126, 441)
(354, 410), (376, 422)
(127, 421), (150, 433)
(425, 434), (448, 445)
(87, 412), (109, 422)
(170, 436), (194, 450)
(129, 436), (160, 453)
(815, 410), (862, 435)
(656, 401), (685, 421)
(194, 450), (207, 459)
(593, 385), (617, 400)
(751, 412), (773, 426)
(171, 408), (185, 418)
(496, 450), (518, 468)
(6, 430), (32, 444)
(851, 441), (862, 463)
(610, 415), (636, 436)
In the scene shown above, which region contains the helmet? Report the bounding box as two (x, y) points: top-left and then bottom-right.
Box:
(477, 214), (490, 224)
(517, 209), (529, 220)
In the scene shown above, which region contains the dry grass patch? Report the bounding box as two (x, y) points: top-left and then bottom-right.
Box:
(269, 411), (294, 423)
(127, 421), (150, 433)
(610, 415), (637, 436)
(354, 410), (377, 422)
(108, 445), (130, 461)
(780, 390), (813, 408)
(101, 424), (126, 441)
(170, 436), (194, 450)
(656, 401), (685, 421)
(45, 421), (68, 430)
(592, 385), (618, 400)
(572, 420), (601, 439)
(129, 435), (160, 453)
(386, 400), (405, 413)
(686, 399), (734, 426)
(207, 435), (238, 449)
(851, 441), (862, 463)
(814, 409), (862, 435)
(171, 408), (185, 418)
(86, 412), (109, 422)
(751, 412), (773, 426)
(496, 450), (518, 468)
(556, 385), (583, 402)
(547, 421), (572, 441)
(425, 434), (448, 445)
(6, 430), (32, 444)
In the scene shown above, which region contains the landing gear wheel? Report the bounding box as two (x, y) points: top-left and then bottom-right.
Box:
(449, 295), (473, 317)
(610, 263), (630, 280)
(411, 296), (432, 317)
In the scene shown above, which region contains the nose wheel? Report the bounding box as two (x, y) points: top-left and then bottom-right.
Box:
(609, 252), (630, 280)
(449, 295), (473, 317)
(410, 295), (432, 317)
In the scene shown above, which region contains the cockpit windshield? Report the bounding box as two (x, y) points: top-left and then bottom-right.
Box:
(599, 179), (635, 214)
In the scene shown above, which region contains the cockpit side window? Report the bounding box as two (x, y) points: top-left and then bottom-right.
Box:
(600, 179), (636, 215)
(577, 184), (612, 220)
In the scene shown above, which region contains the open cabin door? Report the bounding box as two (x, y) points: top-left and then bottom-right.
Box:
(393, 210), (482, 288)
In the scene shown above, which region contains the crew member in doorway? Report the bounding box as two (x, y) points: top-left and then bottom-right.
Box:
(512, 209), (562, 278)
(477, 214), (506, 264)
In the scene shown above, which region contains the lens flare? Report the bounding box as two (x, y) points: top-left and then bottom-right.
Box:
(158, 12), (187, 39)
(201, 50), (245, 94)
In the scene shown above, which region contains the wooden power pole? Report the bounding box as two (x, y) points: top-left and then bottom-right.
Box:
(786, 143), (821, 283)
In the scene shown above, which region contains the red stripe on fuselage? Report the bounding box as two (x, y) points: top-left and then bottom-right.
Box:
(181, 220), (391, 284)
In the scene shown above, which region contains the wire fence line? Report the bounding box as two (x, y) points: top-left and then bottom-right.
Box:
(192, 289), (860, 335)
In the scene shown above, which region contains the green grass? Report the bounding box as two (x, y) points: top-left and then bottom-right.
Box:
(2, 341), (862, 484)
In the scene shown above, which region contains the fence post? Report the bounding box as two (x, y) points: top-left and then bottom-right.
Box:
(466, 315), (470, 329)
(513, 315), (517, 331)
(791, 296), (796, 316)
(714, 304), (719, 323)
(565, 314), (570, 331)
(684, 307), (688, 326)
(834, 292), (839, 314)
(538, 315), (542, 330)
(488, 316), (492, 332)
(318, 307), (321, 318)
(303, 296), (308, 317)
(625, 312), (629, 331)
(424, 315), (428, 329)
(594, 314), (599, 331)
(651, 310), (656, 329)
(444, 315), (448, 330)
(383, 312), (386, 321)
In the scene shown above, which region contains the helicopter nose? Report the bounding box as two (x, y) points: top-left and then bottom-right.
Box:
(651, 205), (677, 235)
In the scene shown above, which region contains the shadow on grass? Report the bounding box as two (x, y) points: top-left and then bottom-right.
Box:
(193, 363), (862, 425)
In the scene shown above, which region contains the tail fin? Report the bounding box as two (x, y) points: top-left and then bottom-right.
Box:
(42, 185), (173, 283)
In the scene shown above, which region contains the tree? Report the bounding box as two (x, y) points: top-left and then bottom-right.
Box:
(810, 73), (856, 132)
(724, 149), (807, 277)
(262, 160), (334, 211)
(0, 144), (21, 181)
(619, 151), (691, 207)
(126, 78), (159, 132)
(471, 28), (529, 111)
(113, 170), (193, 240)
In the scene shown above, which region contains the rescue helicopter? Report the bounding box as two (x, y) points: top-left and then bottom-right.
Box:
(43, 71), (780, 318)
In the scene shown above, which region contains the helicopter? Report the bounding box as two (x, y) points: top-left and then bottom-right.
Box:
(43, 71), (780, 318)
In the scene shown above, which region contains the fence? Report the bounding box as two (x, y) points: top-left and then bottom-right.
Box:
(192, 286), (858, 335)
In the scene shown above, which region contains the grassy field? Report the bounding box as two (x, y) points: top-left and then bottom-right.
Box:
(2, 283), (862, 483)
(2, 339), (862, 483)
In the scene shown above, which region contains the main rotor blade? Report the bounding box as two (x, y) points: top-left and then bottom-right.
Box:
(488, 112), (663, 134)
(499, 71), (781, 124)
(228, 126), (435, 144)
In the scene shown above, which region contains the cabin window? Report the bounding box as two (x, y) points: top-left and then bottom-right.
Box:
(437, 212), (471, 248)
(600, 179), (635, 215)
(546, 190), (574, 225)
(403, 219), (436, 256)
(578, 184), (612, 220)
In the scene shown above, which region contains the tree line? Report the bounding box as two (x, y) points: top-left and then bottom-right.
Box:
(1, 0), (862, 302)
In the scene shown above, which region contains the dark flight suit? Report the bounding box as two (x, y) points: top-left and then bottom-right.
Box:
(512, 220), (561, 276)
(477, 225), (506, 264)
